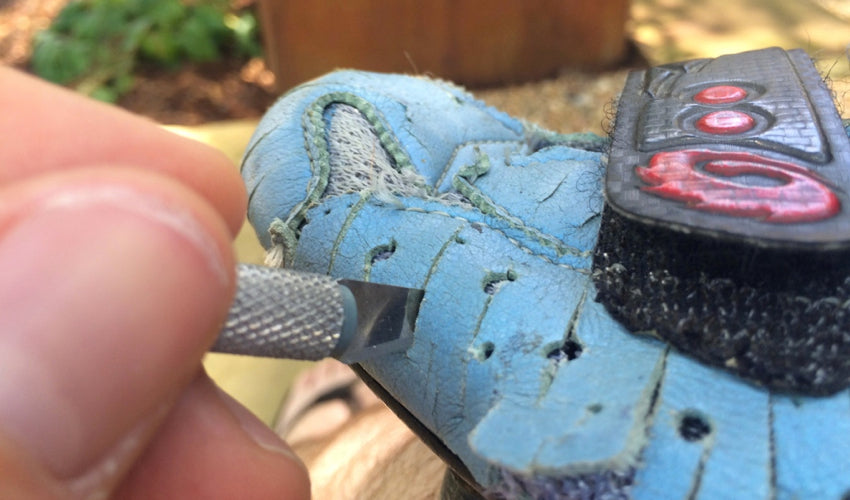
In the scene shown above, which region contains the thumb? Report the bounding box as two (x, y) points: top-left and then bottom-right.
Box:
(0, 169), (236, 496)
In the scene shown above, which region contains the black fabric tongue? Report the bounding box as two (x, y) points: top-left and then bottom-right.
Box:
(593, 206), (850, 395)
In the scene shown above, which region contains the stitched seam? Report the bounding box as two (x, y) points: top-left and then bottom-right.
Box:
(417, 224), (492, 431)
(327, 194), (370, 273)
(767, 393), (777, 500)
(458, 293), (494, 425)
(417, 225), (464, 426)
(537, 287), (590, 403)
(471, 296), (495, 345)
(400, 205), (590, 274)
(309, 196), (590, 275)
(287, 91), (422, 248)
(452, 174), (593, 260)
(336, 93), (415, 172)
(434, 139), (523, 189)
(421, 226), (466, 290)
(284, 88), (592, 273)
(363, 239), (397, 281)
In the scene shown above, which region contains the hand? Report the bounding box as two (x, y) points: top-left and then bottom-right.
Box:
(0, 67), (310, 499)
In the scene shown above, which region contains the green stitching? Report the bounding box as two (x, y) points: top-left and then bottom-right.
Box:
(400, 205), (591, 274)
(482, 269), (518, 295)
(538, 287), (589, 402)
(452, 150), (593, 260)
(364, 239), (398, 280)
(297, 194), (592, 275)
(319, 92), (418, 174)
(273, 91), (422, 265)
(326, 193), (370, 273)
(434, 139), (521, 189)
(267, 217), (300, 267)
(421, 226), (465, 291)
(457, 148), (492, 183)
(525, 126), (611, 152)
(472, 295), (495, 342)
(467, 268), (519, 365)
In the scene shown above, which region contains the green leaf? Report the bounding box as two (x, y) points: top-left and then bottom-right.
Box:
(122, 18), (152, 52)
(139, 30), (180, 65)
(31, 31), (92, 84)
(174, 14), (221, 62)
(71, 3), (125, 39)
(227, 12), (262, 58)
(50, 1), (90, 33)
(88, 85), (120, 103)
(29, 0), (265, 102)
(146, 0), (186, 30)
(112, 73), (136, 95)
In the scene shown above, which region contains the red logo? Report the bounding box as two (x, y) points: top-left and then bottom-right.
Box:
(636, 150), (840, 223)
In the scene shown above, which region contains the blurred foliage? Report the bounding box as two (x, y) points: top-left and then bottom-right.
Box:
(31, 0), (262, 102)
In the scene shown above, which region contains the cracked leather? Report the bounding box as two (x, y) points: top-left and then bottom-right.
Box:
(242, 60), (850, 499)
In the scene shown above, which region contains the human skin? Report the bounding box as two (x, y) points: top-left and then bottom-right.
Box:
(0, 66), (310, 499)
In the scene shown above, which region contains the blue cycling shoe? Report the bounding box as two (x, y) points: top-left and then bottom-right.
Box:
(242, 52), (850, 499)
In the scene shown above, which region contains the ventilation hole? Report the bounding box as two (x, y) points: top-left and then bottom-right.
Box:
(482, 342), (495, 359)
(587, 403), (603, 414)
(678, 411), (712, 442)
(369, 241), (397, 265)
(529, 136), (557, 153)
(483, 270), (518, 295)
(455, 236), (466, 245)
(473, 341), (495, 361)
(546, 339), (583, 362)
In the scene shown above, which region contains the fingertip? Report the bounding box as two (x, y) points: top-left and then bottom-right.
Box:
(116, 373), (311, 500)
(0, 169), (237, 480)
(0, 431), (64, 500)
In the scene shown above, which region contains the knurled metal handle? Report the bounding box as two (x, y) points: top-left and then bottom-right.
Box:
(212, 264), (354, 360)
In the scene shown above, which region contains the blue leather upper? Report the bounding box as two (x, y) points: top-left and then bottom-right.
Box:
(242, 70), (850, 499)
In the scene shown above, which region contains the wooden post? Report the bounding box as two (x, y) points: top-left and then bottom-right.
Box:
(257, 0), (631, 90)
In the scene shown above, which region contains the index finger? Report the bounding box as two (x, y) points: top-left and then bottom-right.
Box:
(0, 66), (247, 235)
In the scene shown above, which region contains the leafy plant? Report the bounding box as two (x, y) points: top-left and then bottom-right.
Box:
(31, 0), (262, 102)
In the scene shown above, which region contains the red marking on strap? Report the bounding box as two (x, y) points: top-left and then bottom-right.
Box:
(694, 85), (748, 104)
(635, 150), (840, 223)
(696, 110), (755, 135)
